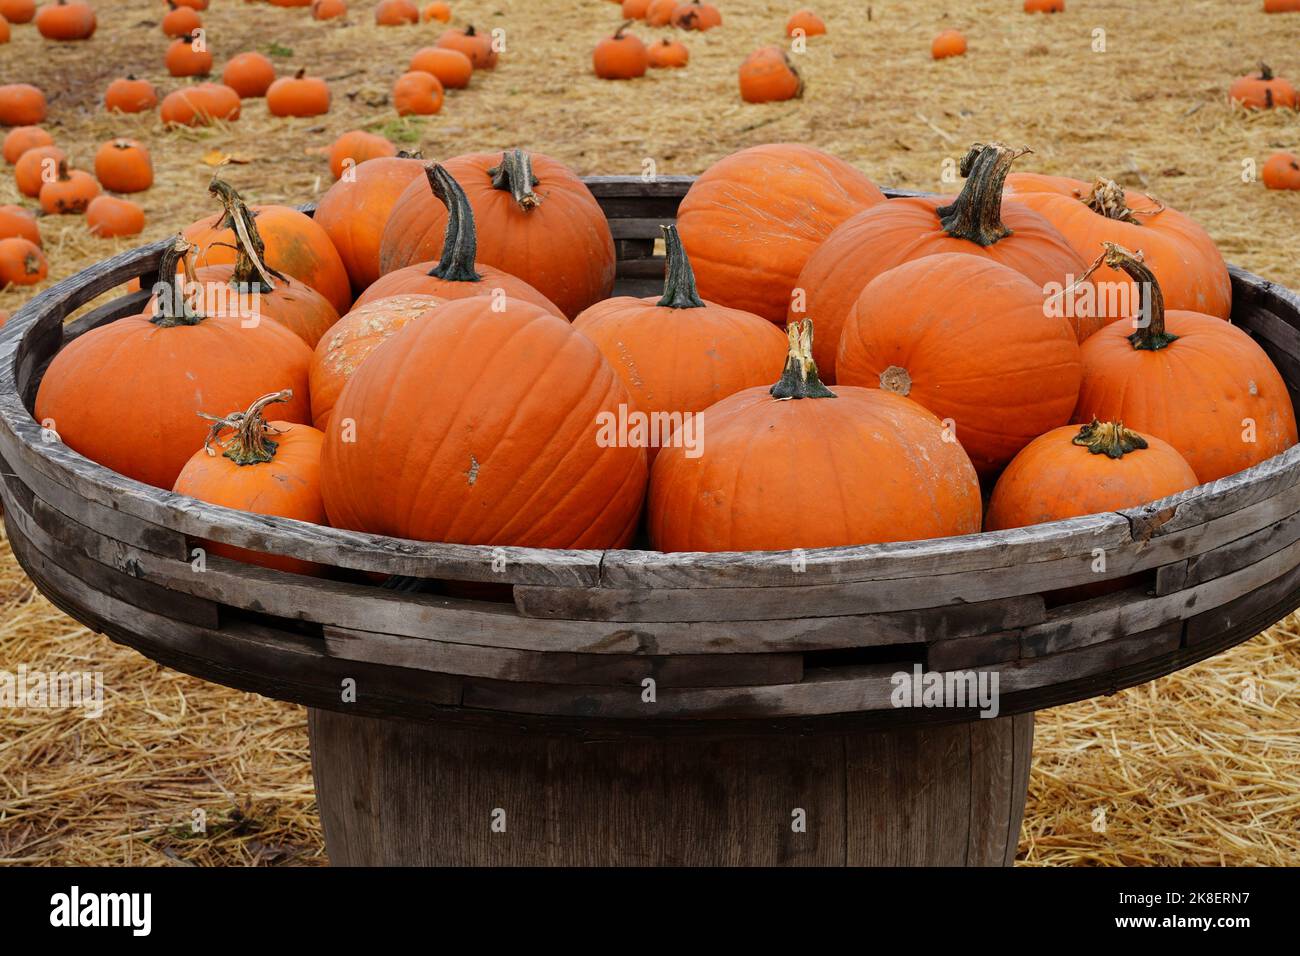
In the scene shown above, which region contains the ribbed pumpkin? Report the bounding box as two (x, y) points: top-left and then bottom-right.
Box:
(173, 390), (326, 576)
(0, 203), (40, 245)
(314, 152), (426, 294)
(574, 225), (788, 462)
(320, 296), (648, 548)
(435, 25), (496, 69)
(378, 149), (613, 318)
(1074, 243), (1298, 484)
(360, 163), (564, 317)
(986, 420), (1198, 531)
(676, 143), (885, 324)
(792, 143), (1084, 380)
(34, 238), (313, 490)
(327, 129), (397, 180)
(2, 125), (52, 164)
(104, 76), (158, 113)
(648, 320), (983, 552)
(159, 83), (241, 126)
(309, 293), (444, 430)
(836, 253), (1082, 475)
(1006, 172), (1230, 330)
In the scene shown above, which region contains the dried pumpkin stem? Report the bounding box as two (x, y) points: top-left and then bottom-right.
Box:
(1083, 178), (1165, 224)
(657, 224), (705, 309)
(612, 19), (633, 40)
(209, 178), (283, 293)
(1072, 419), (1148, 459)
(1259, 61), (1275, 81)
(197, 389), (293, 466)
(936, 142), (1031, 247)
(151, 235), (205, 328)
(770, 319), (835, 400)
(427, 163), (483, 282)
(1100, 241), (1178, 351)
(488, 149), (542, 210)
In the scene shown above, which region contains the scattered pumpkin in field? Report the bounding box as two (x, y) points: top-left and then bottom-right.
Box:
(621, 0), (650, 17)
(0, 0), (33, 24)
(836, 253), (1083, 475)
(786, 8), (826, 36)
(0, 204), (41, 245)
(38, 159), (100, 215)
(0, 310), (7, 327)
(34, 0), (96, 40)
(161, 0), (201, 37)
(649, 320), (983, 552)
(1264, 0), (1300, 10)
(409, 46), (473, 89)
(159, 83), (241, 126)
(311, 0), (347, 18)
(222, 51), (277, 98)
(676, 143), (885, 324)
(93, 139), (154, 193)
(1074, 243), (1298, 484)
(2, 125), (52, 164)
(165, 34), (214, 77)
(644, 0), (676, 26)
(931, 29), (967, 59)
(174, 391), (327, 576)
(392, 70), (445, 115)
(986, 421), (1197, 532)
(328, 130), (397, 180)
(0, 13), (9, 43)
(267, 69), (331, 118)
(1229, 62), (1298, 109)
(104, 76), (159, 113)
(594, 22), (649, 80)
(421, 1), (450, 21)
(375, 0), (418, 25)
(0, 84), (48, 126)
(1262, 151), (1300, 189)
(436, 25), (496, 68)
(267, 0), (311, 6)
(647, 37), (688, 68)
(169, 0), (208, 9)
(738, 46), (803, 103)
(670, 1), (721, 30)
(14, 144), (64, 196)
(0, 236), (47, 287)
(1024, 0), (1064, 11)
(86, 195), (145, 238)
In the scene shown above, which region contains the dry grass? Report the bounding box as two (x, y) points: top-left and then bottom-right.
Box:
(1, 0), (1299, 865)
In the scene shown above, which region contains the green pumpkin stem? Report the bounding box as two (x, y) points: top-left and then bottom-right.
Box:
(209, 177), (284, 294)
(151, 235), (205, 328)
(935, 142), (1030, 247)
(771, 319), (835, 400)
(1073, 419), (1148, 459)
(488, 148), (542, 210)
(198, 390), (294, 466)
(427, 163), (483, 282)
(1100, 241), (1178, 351)
(657, 225), (706, 309)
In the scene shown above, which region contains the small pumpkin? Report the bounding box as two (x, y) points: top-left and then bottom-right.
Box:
(173, 390), (327, 576)
(374, 0), (418, 25)
(739, 46), (803, 103)
(986, 420), (1197, 532)
(648, 320), (983, 552)
(409, 45), (474, 89)
(104, 76), (159, 113)
(0, 0), (34, 23)
(34, 0), (95, 40)
(310, 0), (347, 18)
(38, 160), (99, 215)
(0, 204), (40, 245)
(1074, 243), (1298, 484)
(436, 25), (496, 69)
(159, 83), (241, 126)
(0, 84), (47, 126)
(165, 34), (214, 77)
(221, 51), (276, 98)
(0, 236), (47, 287)
(0, 12), (10, 42)
(1264, 0), (1300, 10)
(93, 138), (153, 193)
(422, 1), (450, 21)
(1262, 151), (1300, 189)
(14, 144), (64, 197)
(786, 8), (826, 36)
(836, 253), (1082, 475)
(670, 1), (721, 30)
(676, 143), (885, 324)
(2, 125), (52, 164)
(931, 29), (967, 59)
(621, 0), (650, 17)
(267, 69), (330, 117)
(1024, 0), (1064, 10)
(594, 21), (648, 80)
(357, 163), (564, 315)
(86, 195), (145, 238)
(644, 0), (675, 26)
(328, 130), (397, 180)
(648, 38), (688, 68)
(392, 70), (444, 116)
(34, 238), (314, 489)
(1229, 62), (1298, 109)
(161, 1), (201, 37)
(169, 0), (207, 8)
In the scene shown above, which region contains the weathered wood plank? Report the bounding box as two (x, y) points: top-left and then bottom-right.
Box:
(1003, 712), (1035, 865)
(582, 175), (694, 198)
(609, 217), (673, 240)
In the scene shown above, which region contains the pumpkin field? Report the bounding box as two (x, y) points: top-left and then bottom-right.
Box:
(1, 0), (1299, 868)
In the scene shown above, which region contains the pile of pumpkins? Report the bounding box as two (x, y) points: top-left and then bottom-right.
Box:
(28, 138), (1298, 571)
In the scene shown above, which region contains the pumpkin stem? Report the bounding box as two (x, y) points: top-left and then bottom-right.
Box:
(395, 149), (424, 159)
(208, 177), (285, 293)
(613, 19), (633, 40)
(770, 319), (835, 400)
(426, 163), (483, 282)
(488, 149), (542, 210)
(151, 235), (205, 328)
(1100, 241), (1178, 351)
(1072, 419), (1149, 460)
(1259, 61), (1275, 81)
(197, 390), (293, 467)
(656, 225), (706, 309)
(935, 142), (1030, 247)
(1081, 178), (1165, 224)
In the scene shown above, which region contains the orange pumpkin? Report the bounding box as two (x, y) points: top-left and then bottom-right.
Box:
(648, 320), (983, 551)
(93, 138), (153, 193)
(169, 0), (208, 8)
(0, 204), (40, 245)
(421, 1), (450, 20)
(0, 12), (8, 42)
(34, 238), (314, 490)
(267, 69), (330, 117)
(647, 38), (688, 68)
(931, 29), (966, 59)
(739, 46), (803, 103)
(161, 1), (201, 37)
(1262, 151), (1300, 189)
(836, 253), (1082, 475)
(644, 0), (675, 26)
(2, 125), (52, 164)
(676, 143), (885, 324)
(0, 84), (47, 126)
(786, 8), (825, 36)
(14, 144), (63, 197)
(409, 46), (474, 89)
(379, 150), (614, 318)
(159, 83), (241, 126)
(1264, 0), (1300, 10)
(0, 236), (46, 287)
(374, 0), (418, 24)
(221, 52), (276, 98)
(309, 294), (445, 429)
(594, 22), (648, 80)
(0, 0), (34, 23)
(1024, 0), (1064, 10)
(792, 143), (1084, 380)
(165, 34), (214, 77)
(38, 160), (99, 215)
(104, 76), (159, 113)
(328, 130), (397, 180)
(1074, 243), (1298, 484)
(86, 195), (145, 238)
(670, 1), (720, 30)
(310, 0), (347, 18)
(1229, 62), (1298, 109)
(621, 0), (650, 17)
(357, 164), (564, 316)
(435, 25), (496, 69)
(173, 391), (327, 576)
(35, 0), (95, 40)
(392, 70), (444, 115)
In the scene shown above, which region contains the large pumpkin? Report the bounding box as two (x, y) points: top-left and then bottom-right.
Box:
(573, 224), (788, 462)
(792, 142), (1085, 380)
(378, 149), (614, 318)
(835, 253), (1082, 475)
(648, 320), (983, 551)
(34, 238), (313, 490)
(675, 143), (885, 323)
(1074, 243), (1298, 484)
(355, 163), (563, 316)
(1006, 172), (1231, 330)
(320, 296), (648, 548)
